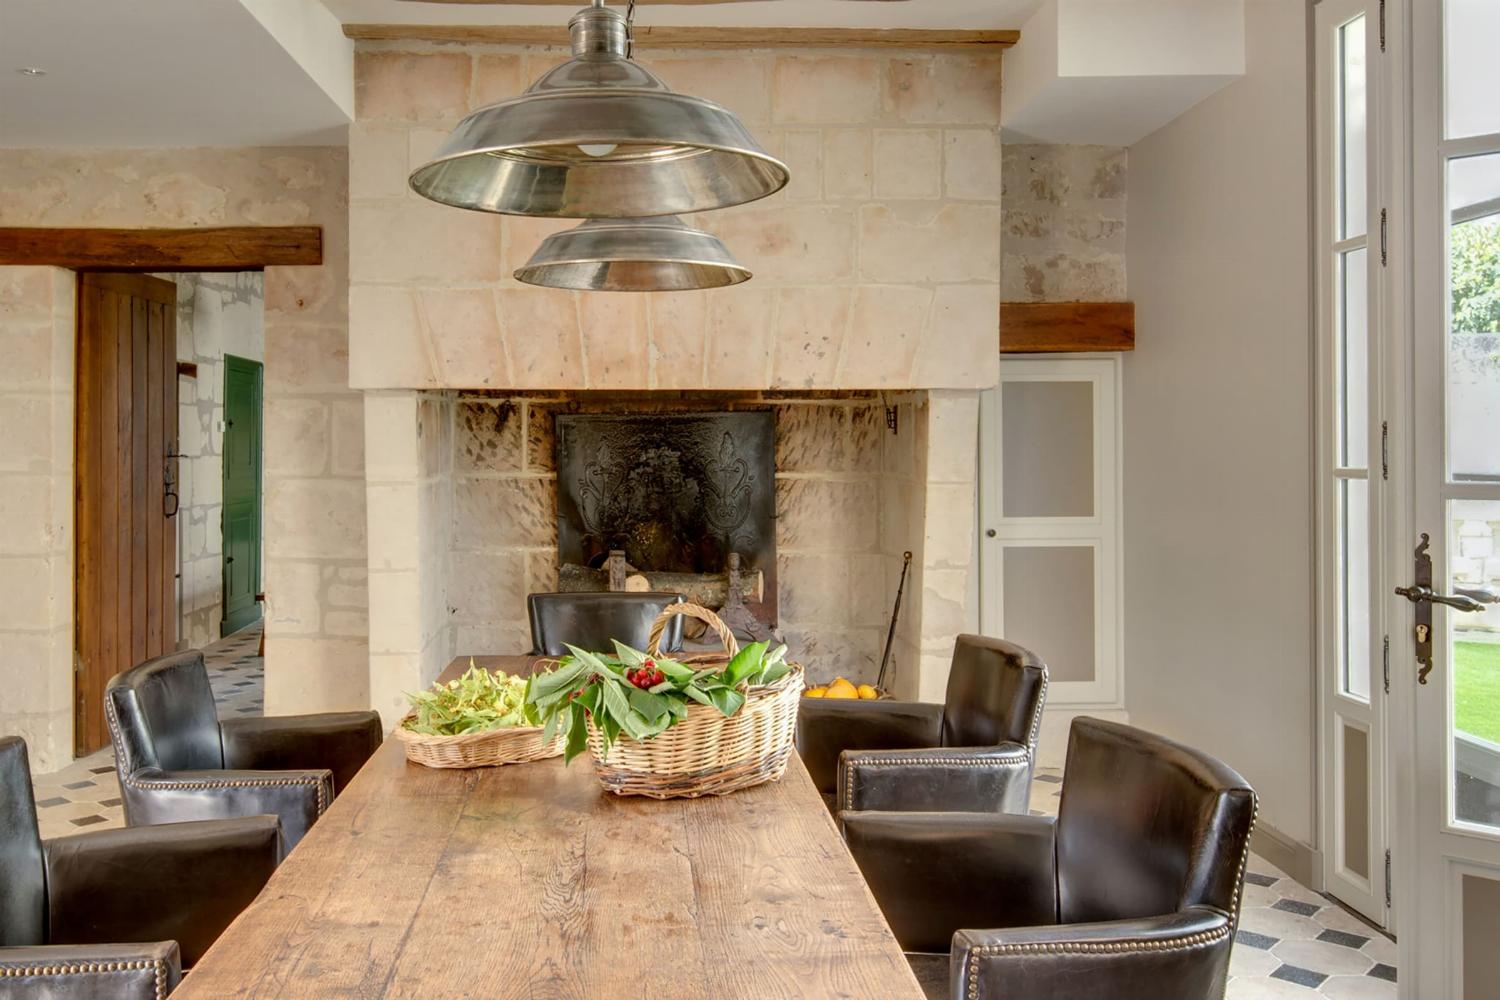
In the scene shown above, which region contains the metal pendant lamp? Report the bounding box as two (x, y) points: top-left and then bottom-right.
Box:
(408, 0), (790, 219)
(515, 217), (750, 292)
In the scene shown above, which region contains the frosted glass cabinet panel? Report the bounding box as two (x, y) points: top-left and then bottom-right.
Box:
(1001, 545), (1096, 684)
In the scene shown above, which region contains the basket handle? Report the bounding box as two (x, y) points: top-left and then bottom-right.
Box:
(648, 603), (739, 657)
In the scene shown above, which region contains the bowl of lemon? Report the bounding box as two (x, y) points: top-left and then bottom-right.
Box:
(803, 677), (882, 701)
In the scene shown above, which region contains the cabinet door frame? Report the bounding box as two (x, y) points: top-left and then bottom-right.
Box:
(978, 355), (1124, 708)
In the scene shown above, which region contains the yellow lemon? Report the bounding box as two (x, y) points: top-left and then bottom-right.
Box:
(804, 687), (827, 698)
(826, 678), (859, 700)
(857, 684), (880, 700)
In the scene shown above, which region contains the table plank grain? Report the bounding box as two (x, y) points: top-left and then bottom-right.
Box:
(175, 657), (922, 999)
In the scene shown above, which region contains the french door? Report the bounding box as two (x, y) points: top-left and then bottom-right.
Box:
(1316, 0), (1390, 926)
(1406, 0), (1500, 995)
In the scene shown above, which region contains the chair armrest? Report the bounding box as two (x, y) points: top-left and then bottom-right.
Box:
(838, 744), (1032, 814)
(0, 942), (181, 1000)
(44, 815), (281, 968)
(122, 767), (331, 848)
(796, 699), (944, 795)
(951, 906), (1235, 1000)
(220, 711), (383, 795)
(841, 811), (1058, 954)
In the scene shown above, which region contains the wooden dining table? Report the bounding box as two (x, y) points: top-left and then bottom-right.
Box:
(174, 655), (925, 998)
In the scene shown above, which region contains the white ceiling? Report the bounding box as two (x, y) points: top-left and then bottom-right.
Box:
(321, 0), (1046, 30)
(0, 0), (1040, 151)
(0, 0), (351, 148)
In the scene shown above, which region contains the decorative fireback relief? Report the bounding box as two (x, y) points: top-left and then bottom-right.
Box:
(555, 412), (777, 622)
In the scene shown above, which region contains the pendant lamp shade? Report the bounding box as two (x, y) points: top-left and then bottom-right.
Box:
(408, 3), (789, 219)
(514, 217), (751, 292)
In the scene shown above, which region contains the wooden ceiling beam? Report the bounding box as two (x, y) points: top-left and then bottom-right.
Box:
(0, 227), (323, 272)
(343, 24), (1018, 49)
(1001, 301), (1136, 354)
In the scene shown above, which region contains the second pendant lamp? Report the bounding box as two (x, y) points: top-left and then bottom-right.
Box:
(408, 0), (789, 220)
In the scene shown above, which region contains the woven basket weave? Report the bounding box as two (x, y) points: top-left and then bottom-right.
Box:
(395, 716), (563, 769)
(586, 603), (803, 799)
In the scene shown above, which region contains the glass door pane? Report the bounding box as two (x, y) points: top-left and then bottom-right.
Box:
(1446, 0), (1500, 140)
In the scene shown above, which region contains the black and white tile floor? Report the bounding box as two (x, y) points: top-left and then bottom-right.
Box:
(29, 623), (264, 841)
(1023, 769), (1397, 998)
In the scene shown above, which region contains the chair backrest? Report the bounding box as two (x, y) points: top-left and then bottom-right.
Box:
(0, 736), (46, 947)
(1055, 718), (1256, 926)
(940, 635), (1048, 751)
(528, 592), (687, 656)
(105, 650), (223, 774)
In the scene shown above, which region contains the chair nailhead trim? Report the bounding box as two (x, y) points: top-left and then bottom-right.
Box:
(0, 959), (169, 1000)
(964, 925), (1230, 998)
(104, 683), (329, 814)
(841, 751), (1030, 811)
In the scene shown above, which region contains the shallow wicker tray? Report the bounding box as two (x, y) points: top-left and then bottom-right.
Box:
(583, 603), (804, 800)
(395, 717), (564, 769)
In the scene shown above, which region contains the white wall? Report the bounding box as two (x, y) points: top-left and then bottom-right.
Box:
(1124, 0), (1316, 847)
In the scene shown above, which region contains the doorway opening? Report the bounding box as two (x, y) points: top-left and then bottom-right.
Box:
(72, 270), (265, 755)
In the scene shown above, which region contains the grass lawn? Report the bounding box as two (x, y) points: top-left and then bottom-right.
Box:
(1455, 640), (1500, 745)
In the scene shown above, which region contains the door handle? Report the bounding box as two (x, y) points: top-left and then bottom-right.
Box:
(1394, 584), (1494, 614)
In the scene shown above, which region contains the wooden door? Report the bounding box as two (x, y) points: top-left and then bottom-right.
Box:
(221, 355), (262, 635)
(75, 273), (179, 756)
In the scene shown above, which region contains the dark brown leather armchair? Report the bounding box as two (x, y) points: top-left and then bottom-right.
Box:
(0, 736), (281, 999)
(842, 718), (1257, 1000)
(528, 591), (686, 656)
(796, 635), (1047, 814)
(106, 650), (382, 849)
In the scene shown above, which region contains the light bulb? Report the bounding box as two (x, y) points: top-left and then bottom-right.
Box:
(577, 143), (619, 158)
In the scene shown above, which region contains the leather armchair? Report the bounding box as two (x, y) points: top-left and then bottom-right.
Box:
(796, 634), (1047, 814)
(106, 650), (382, 849)
(842, 718), (1257, 1000)
(0, 736), (281, 999)
(528, 591), (686, 656)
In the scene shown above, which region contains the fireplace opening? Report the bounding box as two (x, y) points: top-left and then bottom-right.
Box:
(554, 411), (778, 632)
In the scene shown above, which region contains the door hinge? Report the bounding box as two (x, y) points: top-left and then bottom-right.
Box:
(1385, 848), (1392, 907)
(1380, 209), (1388, 265)
(1381, 421), (1389, 480)
(1379, 0), (1387, 52)
(1382, 635), (1390, 693)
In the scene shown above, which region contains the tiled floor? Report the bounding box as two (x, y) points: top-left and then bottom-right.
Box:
(1024, 767), (1397, 999)
(30, 623), (264, 841)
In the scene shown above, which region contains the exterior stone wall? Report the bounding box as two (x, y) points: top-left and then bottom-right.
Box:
(1001, 143), (1127, 302)
(164, 272), (265, 648)
(0, 147), (363, 739)
(348, 44), (1004, 393)
(0, 266), (77, 771)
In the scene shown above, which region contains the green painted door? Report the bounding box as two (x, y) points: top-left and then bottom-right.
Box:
(222, 355), (263, 635)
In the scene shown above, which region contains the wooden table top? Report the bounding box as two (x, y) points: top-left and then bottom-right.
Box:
(175, 656), (924, 999)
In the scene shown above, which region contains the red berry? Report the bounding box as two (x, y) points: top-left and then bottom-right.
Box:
(644, 658), (656, 669)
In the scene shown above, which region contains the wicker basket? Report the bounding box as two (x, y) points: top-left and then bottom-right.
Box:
(395, 717), (563, 769)
(585, 603), (803, 799)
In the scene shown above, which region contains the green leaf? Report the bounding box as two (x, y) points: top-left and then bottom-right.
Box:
(707, 686), (746, 718)
(564, 701), (590, 763)
(600, 678), (632, 728)
(682, 684), (714, 708)
(655, 658), (696, 684)
(619, 709), (655, 742)
(667, 695), (689, 721)
(529, 659), (589, 700)
(541, 707), (561, 746)
(755, 660), (792, 687)
(628, 688), (669, 724)
(724, 641), (769, 687)
(611, 641), (647, 667)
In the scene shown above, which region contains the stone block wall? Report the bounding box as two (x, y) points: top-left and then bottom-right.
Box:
(0, 147), (363, 735)
(1001, 143), (1127, 302)
(0, 267), (76, 772)
(366, 392), (454, 724)
(348, 43), (1004, 393)
(164, 272), (265, 648)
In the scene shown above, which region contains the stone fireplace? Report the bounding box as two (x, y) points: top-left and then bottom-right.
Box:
(350, 40), (1002, 726)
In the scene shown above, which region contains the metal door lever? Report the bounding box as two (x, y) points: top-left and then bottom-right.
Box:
(1394, 584), (1494, 614)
